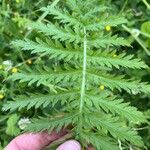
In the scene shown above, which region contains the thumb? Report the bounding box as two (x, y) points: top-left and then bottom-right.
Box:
(56, 140), (81, 150)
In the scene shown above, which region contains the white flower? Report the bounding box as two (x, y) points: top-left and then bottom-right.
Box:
(18, 118), (31, 130)
(2, 60), (13, 71)
(131, 29), (140, 37)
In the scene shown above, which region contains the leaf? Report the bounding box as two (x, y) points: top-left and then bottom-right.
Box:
(3, 91), (79, 111)
(3, 0), (149, 149)
(141, 21), (150, 36)
(25, 112), (79, 132)
(81, 132), (119, 150)
(86, 93), (146, 123)
(86, 114), (144, 147)
(6, 114), (20, 136)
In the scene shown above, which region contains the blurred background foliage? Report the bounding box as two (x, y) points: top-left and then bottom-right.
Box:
(0, 0), (150, 149)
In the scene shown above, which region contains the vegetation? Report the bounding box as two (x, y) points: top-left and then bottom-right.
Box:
(0, 0), (150, 149)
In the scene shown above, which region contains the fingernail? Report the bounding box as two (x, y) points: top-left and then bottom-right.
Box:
(56, 140), (81, 150)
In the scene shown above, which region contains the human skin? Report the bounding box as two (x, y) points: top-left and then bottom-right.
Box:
(4, 131), (80, 150)
(4, 131), (95, 150)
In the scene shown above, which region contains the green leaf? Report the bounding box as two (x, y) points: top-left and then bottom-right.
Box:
(41, 7), (83, 28)
(86, 114), (144, 147)
(86, 93), (146, 123)
(3, 91), (79, 111)
(81, 132), (119, 150)
(86, 16), (127, 31)
(6, 114), (20, 136)
(88, 71), (150, 94)
(25, 112), (79, 132)
(12, 39), (147, 69)
(141, 21), (150, 36)
(3, 0), (149, 149)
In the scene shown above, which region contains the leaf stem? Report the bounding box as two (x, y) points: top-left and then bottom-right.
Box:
(122, 25), (150, 56)
(118, 139), (123, 150)
(79, 27), (87, 113)
(119, 0), (128, 14)
(142, 0), (150, 10)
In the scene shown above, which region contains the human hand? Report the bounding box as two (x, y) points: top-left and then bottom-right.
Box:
(4, 131), (94, 150)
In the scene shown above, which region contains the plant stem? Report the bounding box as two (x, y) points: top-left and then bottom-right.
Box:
(119, 0), (128, 14)
(142, 0), (150, 10)
(140, 31), (150, 38)
(122, 25), (150, 56)
(118, 139), (123, 150)
(79, 27), (87, 113)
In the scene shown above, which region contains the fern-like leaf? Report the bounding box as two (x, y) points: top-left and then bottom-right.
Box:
(4, 0), (149, 149)
(88, 71), (150, 94)
(86, 114), (144, 146)
(25, 112), (79, 132)
(86, 93), (146, 122)
(12, 39), (148, 69)
(2, 91), (79, 111)
(32, 22), (83, 43)
(41, 7), (83, 28)
(81, 132), (119, 150)
(86, 16), (127, 31)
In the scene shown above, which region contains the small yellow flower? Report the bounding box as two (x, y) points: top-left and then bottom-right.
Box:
(27, 60), (32, 65)
(113, 54), (117, 58)
(99, 85), (105, 91)
(105, 25), (111, 31)
(12, 67), (18, 73)
(0, 94), (4, 100)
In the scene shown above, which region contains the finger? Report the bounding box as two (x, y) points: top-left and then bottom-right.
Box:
(4, 130), (67, 150)
(56, 140), (81, 150)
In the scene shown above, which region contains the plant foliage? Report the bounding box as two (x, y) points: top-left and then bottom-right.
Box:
(2, 0), (150, 149)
